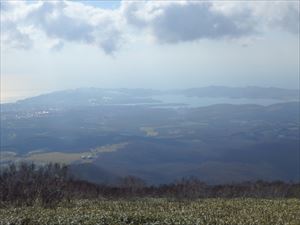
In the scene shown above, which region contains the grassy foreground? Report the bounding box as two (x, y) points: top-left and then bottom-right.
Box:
(0, 198), (299, 225)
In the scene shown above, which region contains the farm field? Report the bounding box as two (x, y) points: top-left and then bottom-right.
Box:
(1, 198), (299, 225)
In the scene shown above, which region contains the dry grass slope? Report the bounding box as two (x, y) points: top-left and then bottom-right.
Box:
(1, 198), (299, 225)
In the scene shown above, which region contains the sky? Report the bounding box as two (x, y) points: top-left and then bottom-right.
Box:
(0, 0), (299, 102)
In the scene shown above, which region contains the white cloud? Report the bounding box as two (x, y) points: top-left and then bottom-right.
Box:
(122, 1), (299, 44)
(122, 1), (255, 43)
(1, 0), (124, 54)
(212, 1), (299, 34)
(1, 0), (299, 53)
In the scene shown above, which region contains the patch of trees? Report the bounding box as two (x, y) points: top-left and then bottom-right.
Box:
(0, 163), (299, 207)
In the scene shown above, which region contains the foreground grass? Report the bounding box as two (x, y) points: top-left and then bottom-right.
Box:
(1, 198), (299, 225)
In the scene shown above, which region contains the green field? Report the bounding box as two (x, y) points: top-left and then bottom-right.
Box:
(1, 198), (299, 225)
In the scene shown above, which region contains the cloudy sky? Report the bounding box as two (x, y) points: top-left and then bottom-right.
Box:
(1, 0), (299, 102)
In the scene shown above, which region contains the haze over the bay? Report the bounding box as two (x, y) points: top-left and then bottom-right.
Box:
(1, 0), (299, 102)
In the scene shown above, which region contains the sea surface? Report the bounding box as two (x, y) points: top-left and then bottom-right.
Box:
(152, 94), (299, 107)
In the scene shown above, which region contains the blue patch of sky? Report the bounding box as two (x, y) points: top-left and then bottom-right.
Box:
(71, 0), (121, 9)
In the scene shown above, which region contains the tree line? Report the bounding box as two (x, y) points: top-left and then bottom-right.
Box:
(0, 162), (299, 207)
